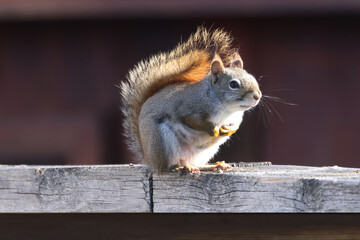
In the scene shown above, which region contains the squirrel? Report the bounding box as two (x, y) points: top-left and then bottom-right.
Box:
(120, 27), (261, 173)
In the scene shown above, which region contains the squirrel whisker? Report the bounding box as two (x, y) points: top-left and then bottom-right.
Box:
(257, 100), (274, 127)
(262, 95), (297, 106)
(260, 98), (284, 123)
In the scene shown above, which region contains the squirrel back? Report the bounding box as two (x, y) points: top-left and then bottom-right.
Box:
(120, 27), (240, 162)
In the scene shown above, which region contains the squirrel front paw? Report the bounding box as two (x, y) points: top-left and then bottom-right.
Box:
(175, 164), (200, 175)
(219, 124), (239, 136)
(213, 161), (232, 171)
(210, 126), (220, 137)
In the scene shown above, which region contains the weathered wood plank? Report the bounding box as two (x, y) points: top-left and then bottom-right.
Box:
(153, 164), (360, 212)
(0, 165), (151, 213)
(1, 164), (360, 213)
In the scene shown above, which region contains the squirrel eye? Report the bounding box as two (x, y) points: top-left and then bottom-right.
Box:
(229, 79), (241, 90)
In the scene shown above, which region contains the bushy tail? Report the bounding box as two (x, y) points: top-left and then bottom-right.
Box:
(120, 26), (239, 162)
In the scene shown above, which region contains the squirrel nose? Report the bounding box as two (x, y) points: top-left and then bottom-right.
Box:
(253, 92), (261, 101)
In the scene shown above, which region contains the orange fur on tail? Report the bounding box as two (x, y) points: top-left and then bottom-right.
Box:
(147, 50), (212, 99)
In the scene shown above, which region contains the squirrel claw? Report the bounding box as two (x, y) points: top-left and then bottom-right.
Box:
(195, 161), (232, 172)
(175, 165), (200, 175)
(214, 161), (232, 171)
(219, 124), (238, 136)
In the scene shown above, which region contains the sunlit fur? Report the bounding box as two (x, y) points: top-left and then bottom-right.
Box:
(120, 27), (261, 171)
(120, 27), (239, 163)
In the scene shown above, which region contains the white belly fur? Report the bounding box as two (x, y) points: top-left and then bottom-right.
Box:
(159, 111), (244, 167)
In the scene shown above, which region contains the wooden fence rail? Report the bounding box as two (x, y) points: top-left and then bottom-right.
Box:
(0, 163), (359, 213)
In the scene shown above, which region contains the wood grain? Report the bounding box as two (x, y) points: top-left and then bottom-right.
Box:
(0, 165), (151, 213)
(1, 164), (360, 213)
(153, 165), (360, 212)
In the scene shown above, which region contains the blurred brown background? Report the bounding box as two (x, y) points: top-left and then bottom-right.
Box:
(0, 0), (359, 167)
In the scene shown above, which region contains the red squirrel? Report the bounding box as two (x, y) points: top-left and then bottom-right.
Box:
(120, 27), (261, 173)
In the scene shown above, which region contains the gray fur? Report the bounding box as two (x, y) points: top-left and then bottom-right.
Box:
(120, 27), (238, 163)
(120, 27), (261, 171)
(138, 70), (261, 171)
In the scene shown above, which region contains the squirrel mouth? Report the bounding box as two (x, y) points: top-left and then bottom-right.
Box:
(240, 105), (251, 109)
(240, 99), (259, 109)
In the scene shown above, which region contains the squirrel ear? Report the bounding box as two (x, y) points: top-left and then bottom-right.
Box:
(211, 54), (225, 75)
(230, 53), (244, 69)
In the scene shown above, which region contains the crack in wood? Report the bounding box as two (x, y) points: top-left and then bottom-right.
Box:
(1, 164), (360, 212)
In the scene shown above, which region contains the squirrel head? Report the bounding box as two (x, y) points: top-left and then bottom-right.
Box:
(210, 53), (261, 111)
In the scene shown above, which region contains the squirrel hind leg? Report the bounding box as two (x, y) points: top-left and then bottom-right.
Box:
(139, 117), (180, 172)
